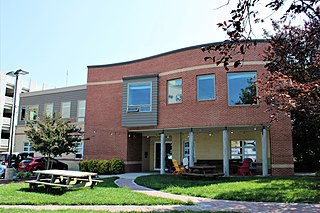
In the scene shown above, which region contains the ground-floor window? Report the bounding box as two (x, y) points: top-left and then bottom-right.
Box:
(230, 140), (256, 162)
(74, 142), (84, 159)
(23, 142), (34, 154)
(183, 141), (189, 159)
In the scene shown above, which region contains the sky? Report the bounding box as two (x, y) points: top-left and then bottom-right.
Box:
(0, 0), (284, 89)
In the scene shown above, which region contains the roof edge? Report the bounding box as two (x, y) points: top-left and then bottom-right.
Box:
(88, 39), (267, 68)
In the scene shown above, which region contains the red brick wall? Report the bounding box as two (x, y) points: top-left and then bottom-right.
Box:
(85, 41), (294, 175)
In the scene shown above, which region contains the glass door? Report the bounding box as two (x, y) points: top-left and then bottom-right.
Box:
(154, 142), (172, 170)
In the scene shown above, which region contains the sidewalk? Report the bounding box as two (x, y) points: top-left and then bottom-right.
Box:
(1, 172), (319, 212)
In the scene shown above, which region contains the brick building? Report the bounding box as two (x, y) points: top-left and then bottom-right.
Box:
(85, 40), (294, 176)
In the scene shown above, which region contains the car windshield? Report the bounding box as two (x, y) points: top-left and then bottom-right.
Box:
(21, 159), (32, 163)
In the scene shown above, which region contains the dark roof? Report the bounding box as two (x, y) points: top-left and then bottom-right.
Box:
(87, 39), (267, 68)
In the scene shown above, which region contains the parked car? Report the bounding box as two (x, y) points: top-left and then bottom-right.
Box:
(18, 157), (68, 172)
(0, 152), (33, 169)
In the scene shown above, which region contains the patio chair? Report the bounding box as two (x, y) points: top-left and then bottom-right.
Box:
(237, 158), (253, 176)
(172, 159), (186, 174)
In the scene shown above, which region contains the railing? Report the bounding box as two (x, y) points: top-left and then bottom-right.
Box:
(0, 139), (9, 147)
(2, 117), (11, 127)
(5, 96), (13, 105)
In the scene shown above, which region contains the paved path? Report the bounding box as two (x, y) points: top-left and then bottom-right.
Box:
(0, 173), (319, 212)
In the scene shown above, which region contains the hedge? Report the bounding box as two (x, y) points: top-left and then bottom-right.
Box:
(79, 158), (124, 174)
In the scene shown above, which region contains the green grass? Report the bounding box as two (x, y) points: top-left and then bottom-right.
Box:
(0, 210), (236, 213)
(135, 175), (320, 203)
(0, 177), (184, 205)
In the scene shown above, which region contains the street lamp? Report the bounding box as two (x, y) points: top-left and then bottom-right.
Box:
(6, 69), (29, 169)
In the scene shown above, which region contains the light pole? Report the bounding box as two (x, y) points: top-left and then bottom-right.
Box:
(6, 69), (29, 170)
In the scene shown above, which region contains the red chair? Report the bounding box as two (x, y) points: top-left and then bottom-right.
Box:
(237, 158), (253, 176)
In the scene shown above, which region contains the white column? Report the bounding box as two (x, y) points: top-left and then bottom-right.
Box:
(160, 132), (166, 174)
(223, 129), (229, 176)
(262, 127), (268, 176)
(189, 129), (194, 167)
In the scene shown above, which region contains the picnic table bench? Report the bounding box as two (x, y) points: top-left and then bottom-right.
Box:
(25, 169), (103, 191)
(183, 165), (224, 179)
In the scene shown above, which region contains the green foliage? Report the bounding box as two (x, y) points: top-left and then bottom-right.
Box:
(136, 175), (320, 203)
(25, 113), (84, 169)
(316, 171), (320, 177)
(16, 171), (32, 179)
(79, 158), (124, 174)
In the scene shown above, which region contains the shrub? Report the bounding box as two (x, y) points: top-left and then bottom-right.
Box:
(79, 159), (124, 174)
(316, 171), (320, 177)
(16, 171), (32, 179)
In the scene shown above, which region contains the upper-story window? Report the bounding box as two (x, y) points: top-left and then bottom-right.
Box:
(127, 82), (152, 112)
(20, 107), (26, 121)
(77, 100), (86, 122)
(27, 105), (38, 121)
(61, 102), (71, 118)
(44, 103), (54, 117)
(197, 74), (215, 101)
(167, 79), (182, 104)
(227, 72), (257, 106)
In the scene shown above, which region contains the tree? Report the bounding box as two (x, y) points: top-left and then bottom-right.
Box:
(203, 0), (320, 171)
(25, 113), (84, 169)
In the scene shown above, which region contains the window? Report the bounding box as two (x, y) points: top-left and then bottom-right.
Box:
(184, 141), (190, 159)
(75, 142), (83, 159)
(44, 103), (54, 117)
(227, 72), (257, 106)
(20, 107), (26, 121)
(167, 79), (182, 104)
(197, 74), (215, 101)
(127, 82), (151, 112)
(61, 102), (71, 118)
(27, 105), (38, 121)
(23, 142), (34, 153)
(77, 100), (86, 122)
(230, 140), (256, 162)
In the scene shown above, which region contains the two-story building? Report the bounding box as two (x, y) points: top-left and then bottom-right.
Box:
(14, 85), (86, 170)
(85, 40), (294, 176)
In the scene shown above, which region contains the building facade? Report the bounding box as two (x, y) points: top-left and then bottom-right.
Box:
(14, 85), (86, 170)
(0, 71), (30, 153)
(85, 41), (294, 176)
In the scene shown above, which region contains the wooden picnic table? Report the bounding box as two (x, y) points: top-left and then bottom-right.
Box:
(183, 165), (224, 178)
(26, 169), (103, 191)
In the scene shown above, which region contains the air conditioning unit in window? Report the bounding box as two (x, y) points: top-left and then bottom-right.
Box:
(127, 107), (139, 112)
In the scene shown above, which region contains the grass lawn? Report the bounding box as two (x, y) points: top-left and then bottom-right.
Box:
(0, 210), (236, 213)
(0, 177), (185, 205)
(135, 175), (320, 203)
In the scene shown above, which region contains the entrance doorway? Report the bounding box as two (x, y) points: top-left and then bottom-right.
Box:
(154, 142), (172, 170)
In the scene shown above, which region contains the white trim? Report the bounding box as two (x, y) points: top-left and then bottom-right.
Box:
(21, 85), (86, 97)
(87, 61), (267, 86)
(271, 164), (294, 169)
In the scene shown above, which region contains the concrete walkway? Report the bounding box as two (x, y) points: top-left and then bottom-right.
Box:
(0, 172), (319, 212)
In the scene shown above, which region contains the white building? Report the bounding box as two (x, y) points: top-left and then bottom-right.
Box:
(0, 71), (36, 152)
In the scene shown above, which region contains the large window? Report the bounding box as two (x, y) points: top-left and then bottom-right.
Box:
(44, 103), (54, 117)
(230, 140), (256, 162)
(77, 100), (86, 122)
(61, 102), (71, 118)
(167, 79), (182, 104)
(227, 72), (257, 106)
(197, 74), (215, 101)
(23, 142), (34, 154)
(27, 105), (38, 121)
(127, 82), (151, 112)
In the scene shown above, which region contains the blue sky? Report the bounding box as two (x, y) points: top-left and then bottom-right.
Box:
(1, 0), (274, 89)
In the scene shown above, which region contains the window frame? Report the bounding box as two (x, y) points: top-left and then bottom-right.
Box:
(23, 141), (34, 154)
(227, 71), (258, 106)
(27, 105), (39, 121)
(61, 101), (71, 118)
(20, 106), (26, 121)
(44, 103), (54, 117)
(197, 74), (216, 101)
(127, 82), (152, 113)
(77, 100), (86, 122)
(167, 78), (183, 104)
(230, 139), (256, 161)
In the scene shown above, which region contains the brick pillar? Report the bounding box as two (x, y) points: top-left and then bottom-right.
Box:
(270, 116), (294, 176)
